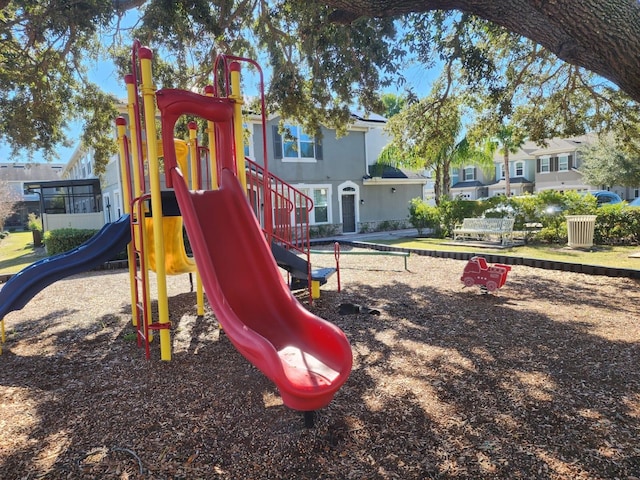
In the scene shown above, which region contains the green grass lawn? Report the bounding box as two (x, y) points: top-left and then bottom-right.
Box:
(0, 231), (48, 275)
(1, 230), (639, 276)
(376, 237), (640, 270)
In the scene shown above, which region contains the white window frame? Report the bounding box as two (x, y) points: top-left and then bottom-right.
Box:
(499, 164), (506, 179)
(540, 157), (550, 173)
(463, 166), (475, 181)
(293, 184), (332, 225)
(558, 155), (569, 172)
(282, 124), (317, 163)
(515, 161), (524, 177)
(243, 123), (255, 160)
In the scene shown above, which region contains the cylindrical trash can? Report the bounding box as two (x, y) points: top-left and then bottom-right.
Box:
(566, 215), (597, 248)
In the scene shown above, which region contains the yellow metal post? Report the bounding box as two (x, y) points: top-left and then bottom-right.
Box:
(139, 47), (172, 361)
(188, 122), (205, 316)
(311, 281), (321, 299)
(116, 118), (139, 328)
(204, 85), (219, 189)
(125, 75), (153, 330)
(229, 62), (247, 190)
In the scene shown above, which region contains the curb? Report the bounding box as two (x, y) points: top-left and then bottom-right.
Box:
(313, 240), (640, 280)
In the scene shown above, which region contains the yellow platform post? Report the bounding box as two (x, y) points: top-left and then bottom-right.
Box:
(204, 85), (219, 189)
(311, 281), (321, 299)
(116, 117), (139, 329)
(139, 47), (172, 361)
(188, 123), (205, 316)
(229, 62), (247, 190)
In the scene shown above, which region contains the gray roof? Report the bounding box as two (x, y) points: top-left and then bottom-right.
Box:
(451, 180), (485, 188)
(487, 177), (534, 186)
(366, 165), (425, 179)
(0, 163), (65, 182)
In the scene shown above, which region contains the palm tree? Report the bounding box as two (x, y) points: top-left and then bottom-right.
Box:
(381, 94), (494, 204)
(493, 125), (525, 197)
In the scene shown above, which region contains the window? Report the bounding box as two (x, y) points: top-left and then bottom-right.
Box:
(558, 155), (569, 171)
(463, 167), (475, 181)
(515, 162), (524, 176)
(540, 158), (550, 173)
(313, 189), (328, 223)
(297, 186), (331, 224)
(242, 123), (254, 158)
(499, 164), (505, 179)
(273, 125), (322, 162)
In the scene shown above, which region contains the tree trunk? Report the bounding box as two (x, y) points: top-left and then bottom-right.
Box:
(503, 151), (511, 197)
(325, 0), (640, 104)
(434, 163), (442, 206)
(442, 158), (451, 200)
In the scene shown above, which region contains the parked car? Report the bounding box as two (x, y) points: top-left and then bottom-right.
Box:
(585, 190), (623, 206)
(626, 197), (640, 207)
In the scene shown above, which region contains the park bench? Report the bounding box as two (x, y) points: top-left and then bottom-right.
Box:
(453, 217), (515, 246)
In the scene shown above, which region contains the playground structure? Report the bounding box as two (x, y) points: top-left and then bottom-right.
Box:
(460, 256), (511, 292)
(116, 42), (352, 415)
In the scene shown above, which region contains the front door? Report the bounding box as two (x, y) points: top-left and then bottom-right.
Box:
(341, 194), (356, 233)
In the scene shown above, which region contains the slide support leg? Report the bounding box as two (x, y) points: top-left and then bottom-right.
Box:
(303, 411), (315, 429)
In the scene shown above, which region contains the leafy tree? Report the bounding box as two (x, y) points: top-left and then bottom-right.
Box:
(5, 0), (640, 173)
(326, 1), (640, 106)
(0, 178), (19, 231)
(380, 93), (406, 118)
(0, 1), (122, 171)
(578, 133), (640, 188)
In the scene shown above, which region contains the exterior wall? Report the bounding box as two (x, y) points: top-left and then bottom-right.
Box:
(251, 118), (420, 234)
(0, 162), (65, 228)
(359, 182), (422, 227)
(100, 156), (124, 223)
(364, 127), (391, 169)
(534, 169), (587, 192)
(43, 212), (104, 231)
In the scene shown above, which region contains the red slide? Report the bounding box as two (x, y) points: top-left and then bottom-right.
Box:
(171, 167), (352, 411)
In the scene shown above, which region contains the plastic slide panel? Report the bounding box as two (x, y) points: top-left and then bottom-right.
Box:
(0, 215), (131, 319)
(172, 167), (352, 411)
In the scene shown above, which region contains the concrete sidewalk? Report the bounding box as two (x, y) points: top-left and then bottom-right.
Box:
(311, 228), (421, 245)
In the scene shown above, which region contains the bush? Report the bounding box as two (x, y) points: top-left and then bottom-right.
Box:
(594, 204), (639, 245)
(408, 198), (439, 236)
(438, 198), (484, 238)
(44, 228), (99, 256)
(27, 213), (42, 232)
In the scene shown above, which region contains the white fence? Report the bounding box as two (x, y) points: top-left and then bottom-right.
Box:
(43, 213), (105, 232)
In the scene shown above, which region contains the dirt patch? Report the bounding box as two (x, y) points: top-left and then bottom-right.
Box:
(1, 251), (640, 479)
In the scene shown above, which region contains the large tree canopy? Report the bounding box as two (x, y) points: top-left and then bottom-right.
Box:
(324, 0), (640, 104)
(3, 0), (640, 172)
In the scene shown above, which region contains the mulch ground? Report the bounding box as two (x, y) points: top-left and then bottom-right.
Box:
(1, 247), (640, 479)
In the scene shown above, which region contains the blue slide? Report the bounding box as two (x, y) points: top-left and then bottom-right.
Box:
(0, 214), (131, 319)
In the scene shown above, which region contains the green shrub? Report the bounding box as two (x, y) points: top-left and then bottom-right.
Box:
(27, 213), (42, 232)
(408, 198), (439, 236)
(534, 224), (568, 244)
(594, 204), (637, 245)
(438, 198), (484, 238)
(44, 228), (99, 256)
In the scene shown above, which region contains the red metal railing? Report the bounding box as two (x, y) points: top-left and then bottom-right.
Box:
(245, 157), (313, 256)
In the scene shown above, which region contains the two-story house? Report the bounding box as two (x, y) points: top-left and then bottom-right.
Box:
(0, 162), (65, 229)
(531, 134), (598, 194)
(487, 141), (537, 197)
(449, 164), (494, 200)
(452, 133), (638, 201)
(247, 113), (427, 235)
(63, 144), (123, 224)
